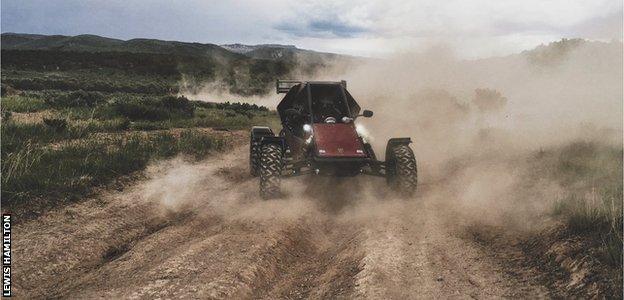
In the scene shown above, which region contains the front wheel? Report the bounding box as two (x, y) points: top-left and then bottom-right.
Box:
(259, 144), (283, 199)
(386, 144), (418, 197)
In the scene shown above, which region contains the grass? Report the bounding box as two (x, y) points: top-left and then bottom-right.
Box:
(543, 142), (623, 266)
(1, 95), (49, 112)
(2, 92), (278, 131)
(1, 129), (226, 216)
(1, 121), (89, 152)
(1, 57), (279, 219)
(179, 130), (226, 159)
(0, 89), (275, 219)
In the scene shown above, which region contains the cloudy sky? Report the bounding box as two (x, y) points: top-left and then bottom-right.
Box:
(2, 0), (622, 58)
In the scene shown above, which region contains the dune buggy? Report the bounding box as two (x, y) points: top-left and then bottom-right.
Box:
(250, 80), (417, 199)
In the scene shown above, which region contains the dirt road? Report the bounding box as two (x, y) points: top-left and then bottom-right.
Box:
(13, 143), (553, 299)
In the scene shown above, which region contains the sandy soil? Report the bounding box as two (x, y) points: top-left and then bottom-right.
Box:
(12, 143), (555, 299)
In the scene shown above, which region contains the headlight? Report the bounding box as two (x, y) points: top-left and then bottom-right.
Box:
(303, 124), (313, 145)
(356, 123), (372, 142)
(303, 124), (312, 133)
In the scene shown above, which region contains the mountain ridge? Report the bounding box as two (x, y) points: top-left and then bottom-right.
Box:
(1, 33), (349, 62)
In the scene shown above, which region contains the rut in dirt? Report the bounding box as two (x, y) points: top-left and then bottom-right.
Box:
(11, 145), (558, 299)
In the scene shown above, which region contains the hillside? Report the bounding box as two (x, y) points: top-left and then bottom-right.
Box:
(2, 33), (245, 60)
(1, 33), (358, 96)
(221, 43), (298, 54)
(2, 34), (619, 98)
(2, 33), (351, 63)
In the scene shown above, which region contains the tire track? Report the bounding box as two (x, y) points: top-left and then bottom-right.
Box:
(13, 143), (555, 299)
(254, 223), (365, 299)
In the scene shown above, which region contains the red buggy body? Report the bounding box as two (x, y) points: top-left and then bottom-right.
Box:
(250, 80), (418, 198)
(312, 124), (366, 158)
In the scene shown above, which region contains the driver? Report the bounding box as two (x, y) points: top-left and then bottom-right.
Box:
(316, 100), (345, 123)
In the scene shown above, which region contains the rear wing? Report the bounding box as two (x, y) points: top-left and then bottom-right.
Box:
(276, 80), (348, 94)
(276, 80), (302, 94)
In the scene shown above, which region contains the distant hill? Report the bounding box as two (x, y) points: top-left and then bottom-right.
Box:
(518, 38), (620, 65)
(1, 33), (245, 63)
(1, 33), (356, 96)
(1, 33), (352, 63)
(220, 43), (297, 54)
(220, 43), (345, 62)
(7, 34), (611, 97)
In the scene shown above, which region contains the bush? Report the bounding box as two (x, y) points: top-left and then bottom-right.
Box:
(214, 101), (269, 112)
(110, 95), (170, 121)
(108, 95), (196, 121)
(130, 121), (168, 131)
(161, 95), (194, 117)
(45, 90), (106, 108)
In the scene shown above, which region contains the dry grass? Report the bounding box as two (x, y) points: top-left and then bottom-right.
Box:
(545, 142), (623, 266)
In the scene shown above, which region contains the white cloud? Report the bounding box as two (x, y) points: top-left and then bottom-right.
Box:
(270, 0), (621, 56)
(2, 0), (622, 57)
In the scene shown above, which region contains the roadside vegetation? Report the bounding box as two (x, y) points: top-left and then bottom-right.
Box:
(1, 87), (277, 218)
(0, 33), (324, 219)
(533, 142), (623, 267)
(1, 45), (281, 219)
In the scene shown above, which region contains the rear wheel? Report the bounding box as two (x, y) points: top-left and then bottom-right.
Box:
(249, 137), (260, 177)
(387, 144), (418, 197)
(259, 144), (283, 199)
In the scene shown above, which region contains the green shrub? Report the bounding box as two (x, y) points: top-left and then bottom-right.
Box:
(193, 101), (269, 112)
(130, 121), (168, 131)
(45, 90), (106, 108)
(110, 95), (170, 121)
(214, 101), (269, 112)
(108, 95), (196, 121)
(161, 95), (194, 117)
(2, 111), (12, 120)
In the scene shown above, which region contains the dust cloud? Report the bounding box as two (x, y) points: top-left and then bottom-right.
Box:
(169, 40), (621, 230)
(329, 40), (622, 228)
(137, 150), (321, 222)
(136, 147), (406, 232)
(179, 75), (277, 108)
(303, 40), (622, 228)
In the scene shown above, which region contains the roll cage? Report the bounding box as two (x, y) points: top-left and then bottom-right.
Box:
(276, 80), (361, 133)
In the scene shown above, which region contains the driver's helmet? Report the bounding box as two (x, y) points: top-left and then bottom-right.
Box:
(324, 116), (337, 124)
